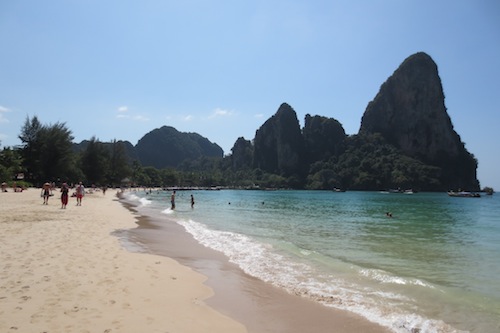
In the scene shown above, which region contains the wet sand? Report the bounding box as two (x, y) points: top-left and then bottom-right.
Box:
(0, 188), (245, 333)
(122, 194), (391, 333)
(0, 187), (390, 332)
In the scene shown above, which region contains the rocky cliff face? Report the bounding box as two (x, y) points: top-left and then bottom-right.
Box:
(303, 114), (346, 162)
(359, 52), (479, 190)
(359, 52), (461, 161)
(253, 103), (306, 177)
(230, 137), (253, 170)
(93, 51), (478, 190)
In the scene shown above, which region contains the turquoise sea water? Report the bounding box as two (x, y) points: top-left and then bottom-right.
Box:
(123, 190), (500, 333)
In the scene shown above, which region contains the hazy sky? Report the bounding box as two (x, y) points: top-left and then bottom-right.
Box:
(1, 1), (499, 189)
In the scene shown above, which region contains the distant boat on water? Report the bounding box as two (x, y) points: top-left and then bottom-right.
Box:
(447, 191), (481, 198)
(382, 188), (415, 194)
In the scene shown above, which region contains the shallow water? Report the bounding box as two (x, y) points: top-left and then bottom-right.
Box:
(123, 190), (500, 333)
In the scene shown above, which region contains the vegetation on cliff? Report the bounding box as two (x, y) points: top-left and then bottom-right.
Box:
(0, 52), (482, 191)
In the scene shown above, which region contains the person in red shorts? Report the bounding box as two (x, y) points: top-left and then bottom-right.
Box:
(76, 182), (85, 206)
(60, 183), (69, 209)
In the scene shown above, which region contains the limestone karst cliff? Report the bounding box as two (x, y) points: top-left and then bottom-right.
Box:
(359, 52), (478, 190)
(252, 103), (306, 178)
(359, 52), (459, 160)
(303, 114), (346, 163)
(230, 137), (253, 170)
(71, 52), (479, 191)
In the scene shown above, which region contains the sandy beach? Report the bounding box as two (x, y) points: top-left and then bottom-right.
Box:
(0, 188), (246, 333)
(1, 188), (390, 333)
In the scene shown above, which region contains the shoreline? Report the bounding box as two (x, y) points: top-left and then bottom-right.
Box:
(1, 187), (391, 332)
(0, 188), (246, 333)
(120, 191), (391, 333)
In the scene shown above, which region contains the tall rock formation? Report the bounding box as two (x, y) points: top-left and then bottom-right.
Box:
(253, 103), (306, 177)
(359, 52), (478, 190)
(303, 114), (346, 162)
(230, 137), (253, 170)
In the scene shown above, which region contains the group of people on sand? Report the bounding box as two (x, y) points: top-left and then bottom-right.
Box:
(41, 182), (85, 208)
(1, 181), (25, 192)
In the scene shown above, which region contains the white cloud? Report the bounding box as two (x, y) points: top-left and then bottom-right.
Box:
(209, 108), (234, 119)
(0, 105), (11, 123)
(183, 115), (194, 121)
(254, 113), (264, 118)
(133, 115), (149, 121)
(115, 106), (149, 122)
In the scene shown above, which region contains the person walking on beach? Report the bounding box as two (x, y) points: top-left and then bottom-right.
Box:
(60, 183), (69, 209)
(76, 182), (85, 206)
(41, 183), (51, 205)
(190, 194), (195, 209)
(170, 190), (176, 210)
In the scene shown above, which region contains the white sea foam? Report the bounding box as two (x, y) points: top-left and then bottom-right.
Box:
(122, 188), (500, 332)
(123, 192), (140, 201)
(178, 218), (466, 333)
(360, 269), (435, 288)
(178, 218), (312, 284)
(139, 197), (152, 206)
(299, 249), (312, 256)
(123, 192), (152, 207)
(161, 208), (174, 215)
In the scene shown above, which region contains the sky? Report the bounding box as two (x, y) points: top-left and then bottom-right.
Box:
(1, 0), (499, 189)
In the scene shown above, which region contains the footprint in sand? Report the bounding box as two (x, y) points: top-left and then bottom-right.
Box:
(64, 306), (87, 315)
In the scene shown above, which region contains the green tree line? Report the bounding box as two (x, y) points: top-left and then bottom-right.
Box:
(0, 116), (133, 188)
(1, 116), (488, 191)
(0, 116), (224, 189)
